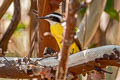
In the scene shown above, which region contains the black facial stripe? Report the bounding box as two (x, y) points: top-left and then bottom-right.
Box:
(49, 16), (61, 23)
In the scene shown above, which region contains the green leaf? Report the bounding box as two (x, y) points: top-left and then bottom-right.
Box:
(75, 26), (78, 32)
(4, 14), (12, 20)
(15, 23), (26, 32)
(79, 7), (86, 16)
(105, 9), (119, 21)
(105, 0), (114, 9)
(105, 0), (119, 21)
(78, 7), (87, 17)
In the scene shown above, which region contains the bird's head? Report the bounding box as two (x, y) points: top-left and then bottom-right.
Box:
(39, 13), (65, 25)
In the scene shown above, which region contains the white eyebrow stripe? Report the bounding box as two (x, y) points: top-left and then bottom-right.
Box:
(46, 14), (63, 21)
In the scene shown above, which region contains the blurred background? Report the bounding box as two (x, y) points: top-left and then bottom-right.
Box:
(0, 0), (30, 57)
(0, 0), (120, 80)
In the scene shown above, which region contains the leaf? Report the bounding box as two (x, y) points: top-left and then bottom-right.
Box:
(15, 23), (26, 32)
(105, 0), (113, 9)
(3, 14), (12, 20)
(79, 7), (86, 16)
(105, 0), (119, 21)
(105, 9), (119, 21)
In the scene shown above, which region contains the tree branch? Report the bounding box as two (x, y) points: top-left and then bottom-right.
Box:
(0, 45), (120, 79)
(0, 0), (21, 56)
(55, 0), (81, 79)
(0, 0), (13, 19)
(28, 0), (38, 57)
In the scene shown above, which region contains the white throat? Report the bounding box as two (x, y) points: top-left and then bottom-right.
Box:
(47, 19), (66, 28)
(47, 20), (58, 25)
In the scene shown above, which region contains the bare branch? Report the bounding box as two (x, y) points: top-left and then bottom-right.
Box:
(0, 45), (120, 79)
(0, 0), (13, 19)
(56, 0), (81, 79)
(0, 57), (58, 79)
(0, 0), (21, 56)
(28, 0), (38, 57)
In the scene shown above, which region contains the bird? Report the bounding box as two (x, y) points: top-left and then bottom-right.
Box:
(39, 12), (81, 54)
(39, 13), (64, 22)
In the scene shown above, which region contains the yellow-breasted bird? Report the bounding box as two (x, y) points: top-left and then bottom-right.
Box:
(39, 13), (80, 54)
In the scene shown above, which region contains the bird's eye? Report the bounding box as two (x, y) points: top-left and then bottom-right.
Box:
(49, 16), (61, 23)
(49, 16), (54, 19)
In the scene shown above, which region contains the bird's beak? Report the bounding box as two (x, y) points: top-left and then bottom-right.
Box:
(39, 16), (50, 19)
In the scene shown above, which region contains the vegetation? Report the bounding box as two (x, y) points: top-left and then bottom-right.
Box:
(0, 0), (120, 80)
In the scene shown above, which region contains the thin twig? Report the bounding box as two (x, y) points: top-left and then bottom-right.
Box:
(27, 0), (47, 58)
